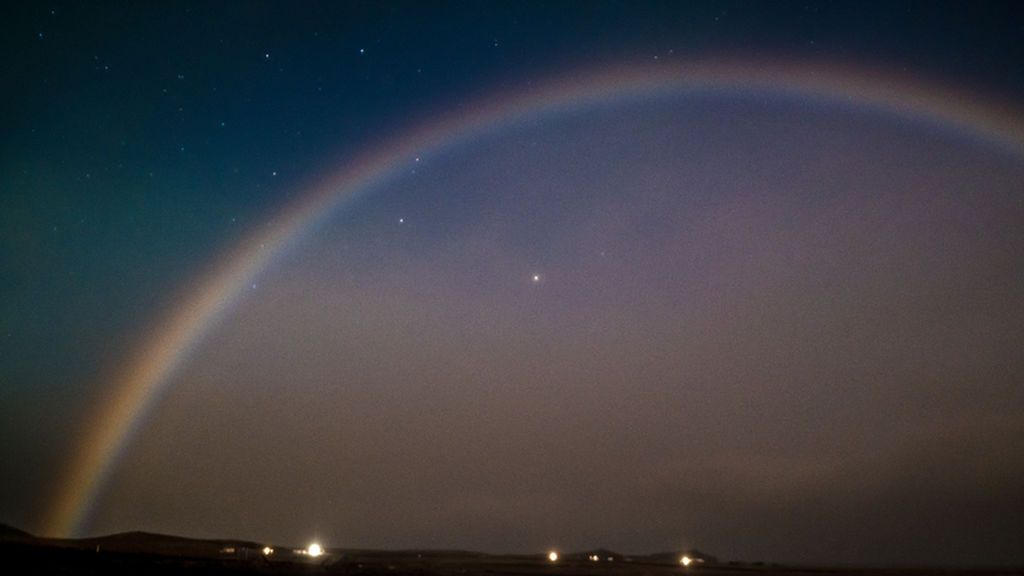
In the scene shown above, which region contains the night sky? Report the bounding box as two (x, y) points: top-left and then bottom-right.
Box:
(2, 0), (1024, 567)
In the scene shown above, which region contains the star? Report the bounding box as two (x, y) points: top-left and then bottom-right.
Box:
(531, 274), (541, 283)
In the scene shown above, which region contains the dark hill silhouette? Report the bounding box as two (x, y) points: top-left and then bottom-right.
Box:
(0, 524), (1016, 575)
(0, 523), (34, 541)
(80, 530), (266, 558)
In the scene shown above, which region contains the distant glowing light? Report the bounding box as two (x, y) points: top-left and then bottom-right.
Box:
(262, 546), (274, 556)
(548, 551), (559, 562)
(532, 274), (541, 283)
(680, 555), (692, 566)
(589, 555), (599, 561)
(307, 543), (323, 557)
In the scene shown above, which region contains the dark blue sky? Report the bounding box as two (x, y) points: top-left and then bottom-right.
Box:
(2, 0), (1023, 566)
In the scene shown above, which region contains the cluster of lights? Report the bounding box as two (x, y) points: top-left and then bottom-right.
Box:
(276, 537), (692, 565)
(294, 542), (324, 557)
(267, 540), (695, 568)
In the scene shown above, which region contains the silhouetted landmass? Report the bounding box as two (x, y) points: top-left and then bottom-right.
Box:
(82, 530), (265, 557)
(0, 525), (1019, 576)
(0, 523), (33, 540)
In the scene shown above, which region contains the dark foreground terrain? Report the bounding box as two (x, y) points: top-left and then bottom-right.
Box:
(1, 524), (1019, 576)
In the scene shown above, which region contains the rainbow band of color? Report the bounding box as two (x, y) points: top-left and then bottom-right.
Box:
(46, 59), (1024, 538)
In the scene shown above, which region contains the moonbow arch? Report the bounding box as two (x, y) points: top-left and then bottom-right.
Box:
(47, 59), (1024, 538)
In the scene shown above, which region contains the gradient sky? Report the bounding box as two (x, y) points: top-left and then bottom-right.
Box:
(2, 0), (1023, 567)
